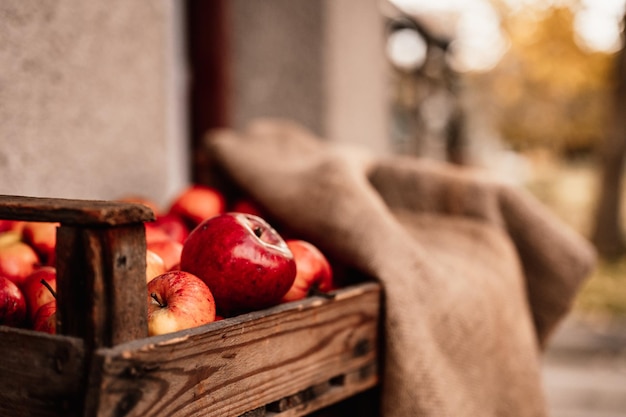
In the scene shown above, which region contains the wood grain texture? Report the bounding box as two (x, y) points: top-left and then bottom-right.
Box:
(56, 224), (149, 349)
(262, 365), (379, 417)
(0, 195), (155, 225)
(87, 283), (381, 417)
(0, 194), (151, 416)
(0, 326), (86, 417)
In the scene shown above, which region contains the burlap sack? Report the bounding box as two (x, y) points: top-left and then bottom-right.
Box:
(204, 119), (596, 417)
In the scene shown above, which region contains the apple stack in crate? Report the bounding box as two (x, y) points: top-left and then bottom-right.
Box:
(0, 186), (380, 417)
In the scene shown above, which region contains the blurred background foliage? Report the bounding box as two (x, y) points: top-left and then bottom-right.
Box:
(481, 5), (613, 154)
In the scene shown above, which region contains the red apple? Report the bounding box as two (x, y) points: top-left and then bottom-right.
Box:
(146, 249), (167, 283)
(0, 240), (41, 287)
(153, 213), (190, 244)
(282, 240), (334, 302)
(145, 222), (173, 245)
(32, 300), (56, 334)
(0, 220), (25, 234)
(230, 198), (266, 218)
(146, 270), (216, 336)
(21, 221), (58, 266)
(21, 266), (57, 322)
(180, 213), (296, 315)
(0, 275), (27, 327)
(147, 239), (183, 271)
(168, 185), (226, 228)
(117, 195), (161, 216)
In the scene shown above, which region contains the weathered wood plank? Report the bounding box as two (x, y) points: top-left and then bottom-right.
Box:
(0, 195), (155, 225)
(264, 364), (379, 417)
(0, 326), (86, 417)
(87, 283), (381, 417)
(56, 224), (149, 349)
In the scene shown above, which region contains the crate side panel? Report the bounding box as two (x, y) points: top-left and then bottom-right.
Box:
(90, 284), (380, 417)
(56, 224), (148, 349)
(0, 327), (86, 417)
(261, 364), (379, 417)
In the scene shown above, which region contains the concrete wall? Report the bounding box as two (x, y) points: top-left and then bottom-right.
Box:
(324, 0), (391, 154)
(231, 0), (391, 153)
(0, 0), (390, 208)
(231, 0), (325, 137)
(0, 1), (188, 209)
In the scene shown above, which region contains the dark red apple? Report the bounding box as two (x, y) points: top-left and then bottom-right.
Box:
(145, 222), (173, 245)
(168, 185), (226, 228)
(32, 300), (56, 334)
(147, 270), (216, 336)
(230, 198), (266, 218)
(153, 213), (190, 244)
(0, 240), (41, 287)
(21, 221), (58, 266)
(180, 213), (296, 315)
(282, 240), (334, 302)
(147, 239), (183, 272)
(0, 275), (27, 327)
(0, 220), (25, 234)
(21, 266), (57, 322)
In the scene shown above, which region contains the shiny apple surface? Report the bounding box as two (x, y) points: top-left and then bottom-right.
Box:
(181, 213), (296, 315)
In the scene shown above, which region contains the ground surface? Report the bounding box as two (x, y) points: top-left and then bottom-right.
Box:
(542, 314), (626, 417)
(520, 151), (626, 416)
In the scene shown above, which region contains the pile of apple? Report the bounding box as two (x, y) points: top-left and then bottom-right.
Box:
(142, 185), (334, 336)
(0, 185), (335, 338)
(0, 219), (59, 333)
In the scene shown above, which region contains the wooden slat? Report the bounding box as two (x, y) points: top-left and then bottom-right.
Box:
(262, 364), (378, 416)
(56, 224), (149, 349)
(0, 326), (86, 417)
(87, 283), (381, 417)
(0, 195), (155, 225)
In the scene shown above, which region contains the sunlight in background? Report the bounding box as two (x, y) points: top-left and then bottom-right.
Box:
(390, 0), (626, 72)
(386, 28), (428, 71)
(575, 0), (625, 51)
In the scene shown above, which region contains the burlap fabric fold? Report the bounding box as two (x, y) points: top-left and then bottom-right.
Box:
(204, 119), (596, 417)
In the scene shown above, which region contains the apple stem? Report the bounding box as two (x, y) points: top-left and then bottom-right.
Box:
(40, 279), (57, 299)
(151, 292), (166, 308)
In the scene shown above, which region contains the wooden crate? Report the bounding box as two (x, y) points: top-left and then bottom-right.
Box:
(0, 195), (380, 417)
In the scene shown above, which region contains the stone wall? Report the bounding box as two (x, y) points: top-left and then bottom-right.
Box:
(0, 1), (188, 209)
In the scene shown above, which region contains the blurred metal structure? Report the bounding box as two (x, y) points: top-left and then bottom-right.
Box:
(384, 4), (468, 164)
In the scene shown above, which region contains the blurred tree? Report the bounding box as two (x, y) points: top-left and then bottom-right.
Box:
(478, 5), (614, 155)
(591, 13), (626, 258)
